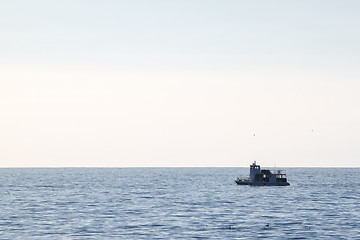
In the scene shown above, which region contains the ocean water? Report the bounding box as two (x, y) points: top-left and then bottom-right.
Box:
(0, 167), (359, 239)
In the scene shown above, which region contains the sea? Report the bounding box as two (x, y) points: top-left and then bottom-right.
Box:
(0, 167), (359, 239)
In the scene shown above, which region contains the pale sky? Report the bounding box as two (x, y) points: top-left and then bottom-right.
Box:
(1, 0), (359, 167)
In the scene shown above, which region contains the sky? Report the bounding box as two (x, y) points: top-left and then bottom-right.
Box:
(1, 0), (359, 167)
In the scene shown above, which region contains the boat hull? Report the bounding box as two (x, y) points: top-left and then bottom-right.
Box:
(235, 179), (290, 186)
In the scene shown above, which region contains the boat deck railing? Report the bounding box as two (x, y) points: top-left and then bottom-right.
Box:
(236, 176), (249, 181)
(269, 170), (287, 175)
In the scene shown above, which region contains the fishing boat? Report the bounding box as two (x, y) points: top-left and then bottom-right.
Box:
(235, 161), (290, 186)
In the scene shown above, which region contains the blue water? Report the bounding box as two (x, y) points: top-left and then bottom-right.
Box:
(0, 168), (359, 239)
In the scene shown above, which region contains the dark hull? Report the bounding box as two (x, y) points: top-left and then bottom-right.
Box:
(235, 179), (290, 186)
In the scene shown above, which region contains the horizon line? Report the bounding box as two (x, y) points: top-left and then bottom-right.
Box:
(1, 166), (359, 168)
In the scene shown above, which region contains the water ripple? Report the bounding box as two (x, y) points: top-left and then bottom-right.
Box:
(0, 167), (359, 239)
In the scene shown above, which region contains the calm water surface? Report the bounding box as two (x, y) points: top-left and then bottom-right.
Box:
(0, 167), (359, 239)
